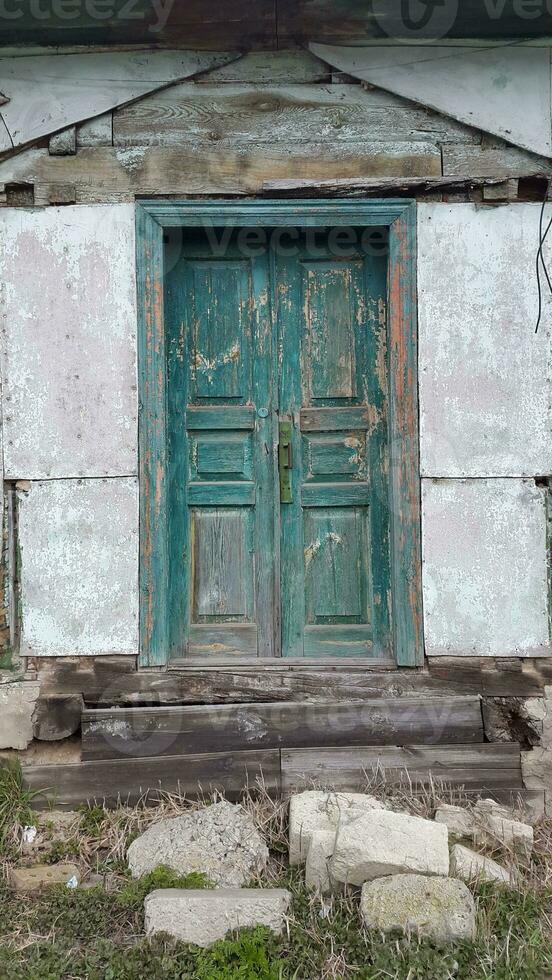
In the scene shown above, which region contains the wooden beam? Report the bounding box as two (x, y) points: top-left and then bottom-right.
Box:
(30, 656), (552, 708)
(281, 743), (523, 793)
(23, 749), (281, 809)
(0, 143), (443, 205)
(81, 696), (484, 761)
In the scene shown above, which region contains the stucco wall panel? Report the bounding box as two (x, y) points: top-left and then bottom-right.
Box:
(422, 478), (550, 657)
(0, 204), (137, 479)
(18, 478), (138, 657)
(418, 204), (552, 478)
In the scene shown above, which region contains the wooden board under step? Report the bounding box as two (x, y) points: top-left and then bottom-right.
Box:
(23, 749), (280, 809)
(20, 742), (534, 812)
(81, 697), (484, 761)
(281, 743), (523, 793)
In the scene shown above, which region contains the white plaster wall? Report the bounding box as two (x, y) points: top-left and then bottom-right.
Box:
(0, 204), (137, 479)
(18, 478), (138, 657)
(418, 203), (552, 478)
(422, 478), (550, 658)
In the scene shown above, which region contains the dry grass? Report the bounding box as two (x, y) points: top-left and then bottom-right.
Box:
(1, 767), (552, 978)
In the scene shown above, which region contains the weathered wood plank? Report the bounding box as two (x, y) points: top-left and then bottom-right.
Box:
(81, 697), (484, 761)
(197, 50), (332, 85)
(0, 143), (443, 206)
(23, 749), (281, 809)
(281, 743), (523, 793)
(113, 83), (479, 148)
(0, 51), (242, 150)
(49, 127), (76, 156)
(31, 656), (552, 708)
(443, 142), (552, 177)
(77, 113), (113, 148)
(261, 176), (506, 196)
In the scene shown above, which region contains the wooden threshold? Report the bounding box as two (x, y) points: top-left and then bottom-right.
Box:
(168, 657), (398, 669)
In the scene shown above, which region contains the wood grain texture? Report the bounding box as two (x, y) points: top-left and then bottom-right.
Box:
(112, 83), (480, 148)
(23, 750), (281, 809)
(388, 204), (423, 665)
(137, 205), (168, 667)
(281, 743), (523, 793)
(198, 50), (332, 85)
(0, 144), (443, 205)
(442, 142), (552, 177)
(81, 697), (484, 761)
(32, 657), (552, 708)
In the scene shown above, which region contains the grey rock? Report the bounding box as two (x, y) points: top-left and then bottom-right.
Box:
(450, 844), (515, 886)
(145, 888), (291, 947)
(289, 791), (384, 867)
(127, 801), (268, 886)
(361, 874), (476, 943)
(330, 809), (449, 886)
(0, 681), (39, 750)
(473, 799), (533, 859)
(434, 804), (476, 841)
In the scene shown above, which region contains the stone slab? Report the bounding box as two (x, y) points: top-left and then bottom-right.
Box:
(145, 888), (291, 947)
(361, 874), (476, 943)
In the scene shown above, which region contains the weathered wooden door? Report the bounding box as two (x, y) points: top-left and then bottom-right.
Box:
(274, 231), (391, 659)
(166, 226), (392, 661)
(166, 231), (277, 659)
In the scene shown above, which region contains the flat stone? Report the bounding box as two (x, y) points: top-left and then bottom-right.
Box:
(434, 804), (476, 841)
(289, 791), (384, 866)
(145, 888), (291, 947)
(127, 800), (268, 886)
(0, 681), (39, 750)
(473, 799), (533, 859)
(361, 874), (476, 944)
(450, 844), (514, 886)
(330, 809), (449, 886)
(10, 863), (80, 894)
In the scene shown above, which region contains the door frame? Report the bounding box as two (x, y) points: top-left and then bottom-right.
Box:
(136, 199), (422, 669)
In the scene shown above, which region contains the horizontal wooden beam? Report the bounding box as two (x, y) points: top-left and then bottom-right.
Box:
(21, 742), (534, 811)
(23, 749), (280, 809)
(0, 143), (443, 205)
(281, 743), (523, 793)
(30, 656), (552, 708)
(81, 696), (484, 761)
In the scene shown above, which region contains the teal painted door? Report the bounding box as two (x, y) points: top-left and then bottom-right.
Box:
(166, 228), (392, 660)
(274, 232), (391, 659)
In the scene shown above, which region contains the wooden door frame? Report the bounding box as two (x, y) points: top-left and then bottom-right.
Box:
(136, 199), (423, 668)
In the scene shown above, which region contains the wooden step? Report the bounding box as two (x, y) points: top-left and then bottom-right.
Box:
(21, 742), (534, 812)
(81, 697), (484, 761)
(281, 743), (523, 793)
(23, 749), (280, 809)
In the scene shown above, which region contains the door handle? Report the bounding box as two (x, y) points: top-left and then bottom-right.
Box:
(278, 420), (293, 504)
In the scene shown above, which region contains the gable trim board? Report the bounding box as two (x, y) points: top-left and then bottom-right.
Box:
(310, 42), (552, 159)
(0, 50), (240, 152)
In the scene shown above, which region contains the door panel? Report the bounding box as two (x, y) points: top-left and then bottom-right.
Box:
(166, 226), (392, 662)
(166, 232), (276, 659)
(275, 232), (392, 659)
